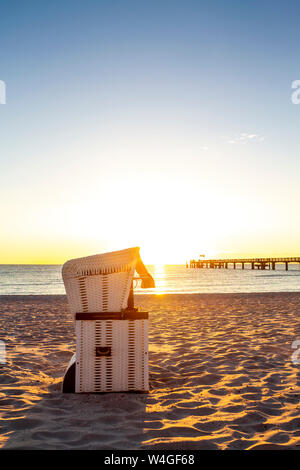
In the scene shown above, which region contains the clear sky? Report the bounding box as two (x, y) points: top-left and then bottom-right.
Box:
(1, 0), (300, 264)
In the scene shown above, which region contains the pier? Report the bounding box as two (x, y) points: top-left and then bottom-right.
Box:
(188, 257), (300, 270)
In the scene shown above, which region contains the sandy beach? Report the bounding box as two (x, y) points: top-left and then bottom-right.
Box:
(0, 293), (299, 450)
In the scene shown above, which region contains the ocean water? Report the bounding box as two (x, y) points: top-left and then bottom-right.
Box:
(0, 264), (299, 295)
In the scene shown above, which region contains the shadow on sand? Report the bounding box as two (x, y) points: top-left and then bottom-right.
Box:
(2, 375), (150, 450)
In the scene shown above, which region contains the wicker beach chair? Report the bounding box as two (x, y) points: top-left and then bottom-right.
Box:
(61, 247), (155, 393)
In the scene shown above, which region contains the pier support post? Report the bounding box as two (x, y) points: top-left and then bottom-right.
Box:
(251, 262), (254, 270)
(242, 263), (244, 270)
(272, 262), (275, 270)
(285, 262), (288, 271)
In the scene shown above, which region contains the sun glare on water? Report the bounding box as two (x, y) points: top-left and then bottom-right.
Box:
(151, 263), (167, 295)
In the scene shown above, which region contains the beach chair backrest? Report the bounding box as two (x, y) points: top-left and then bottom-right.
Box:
(62, 247), (140, 318)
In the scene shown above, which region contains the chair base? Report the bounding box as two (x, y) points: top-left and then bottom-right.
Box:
(62, 353), (149, 394)
(62, 312), (149, 393)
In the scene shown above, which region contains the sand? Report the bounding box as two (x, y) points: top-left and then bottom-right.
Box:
(0, 293), (299, 450)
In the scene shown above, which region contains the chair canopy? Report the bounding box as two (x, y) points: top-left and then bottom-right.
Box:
(62, 247), (154, 318)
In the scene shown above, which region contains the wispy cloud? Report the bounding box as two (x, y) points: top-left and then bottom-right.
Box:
(221, 133), (265, 145)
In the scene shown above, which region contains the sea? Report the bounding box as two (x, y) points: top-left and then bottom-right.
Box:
(0, 264), (299, 295)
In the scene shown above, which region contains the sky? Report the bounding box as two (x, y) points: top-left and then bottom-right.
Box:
(1, 0), (300, 264)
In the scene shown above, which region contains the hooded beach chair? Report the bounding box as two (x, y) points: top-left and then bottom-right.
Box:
(61, 247), (155, 393)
